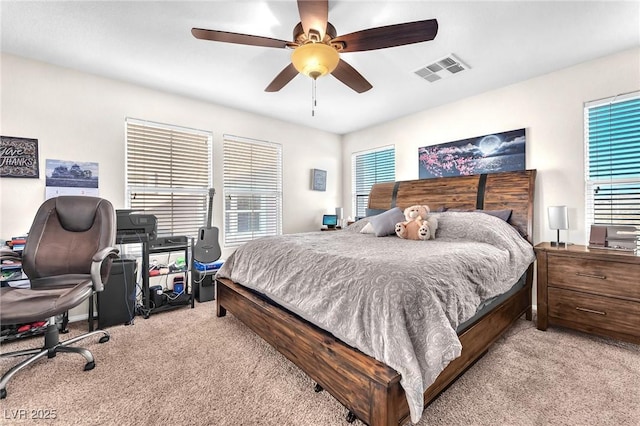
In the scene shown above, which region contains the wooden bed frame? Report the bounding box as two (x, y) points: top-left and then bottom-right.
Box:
(216, 169), (536, 426)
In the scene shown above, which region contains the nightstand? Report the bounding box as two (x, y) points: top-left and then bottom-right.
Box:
(534, 242), (640, 344)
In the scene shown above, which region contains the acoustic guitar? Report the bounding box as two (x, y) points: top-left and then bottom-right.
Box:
(193, 188), (221, 265)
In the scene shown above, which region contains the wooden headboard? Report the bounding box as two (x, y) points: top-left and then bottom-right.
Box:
(368, 169), (537, 243)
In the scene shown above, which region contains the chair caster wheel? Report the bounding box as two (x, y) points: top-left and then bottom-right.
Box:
(0, 388), (6, 399)
(346, 411), (357, 423)
(314, 383), (323, 393)
(99, 335), (110, 344)
(84, 361), (95, 371)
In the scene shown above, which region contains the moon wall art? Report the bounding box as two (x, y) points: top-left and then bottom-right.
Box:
(418, 128), (526, 179)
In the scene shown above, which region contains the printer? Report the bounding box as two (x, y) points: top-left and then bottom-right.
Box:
(116, 210), (157, 240)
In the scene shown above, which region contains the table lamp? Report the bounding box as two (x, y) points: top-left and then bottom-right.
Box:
(548, 205), (569, 247)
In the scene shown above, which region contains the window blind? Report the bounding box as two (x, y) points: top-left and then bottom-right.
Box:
(223, 135), (282, 247)
(126, 118), (212, 238)
(352, 146), (395, 218)
(584, 92), (640, 235)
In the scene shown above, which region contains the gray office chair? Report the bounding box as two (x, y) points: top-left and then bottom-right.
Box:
(0, 196), (119, 399)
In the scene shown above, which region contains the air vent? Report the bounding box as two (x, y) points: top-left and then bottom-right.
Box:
(414, 54), (469, 83)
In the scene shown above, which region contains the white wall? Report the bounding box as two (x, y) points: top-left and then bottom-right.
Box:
(0, 53), (342, 247)
(341, 47), (640, 247)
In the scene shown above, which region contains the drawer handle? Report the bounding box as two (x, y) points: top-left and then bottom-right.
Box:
(576, 307), (606, 316)
(575, 272), (606, 280)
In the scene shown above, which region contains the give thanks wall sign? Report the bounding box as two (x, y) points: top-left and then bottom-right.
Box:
(1, 136), (40, 178)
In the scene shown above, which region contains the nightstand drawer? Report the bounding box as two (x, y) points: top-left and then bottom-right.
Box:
(548, 256), (640, 300)
(548, 287), (640, 336)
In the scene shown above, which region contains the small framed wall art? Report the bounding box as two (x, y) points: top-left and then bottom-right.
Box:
(45, 159), (99, 199)
(311, 168), (327, 191)
(0, 136), (40, 178)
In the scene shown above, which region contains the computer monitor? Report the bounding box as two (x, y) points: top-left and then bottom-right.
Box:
(322, 214), (338, 228)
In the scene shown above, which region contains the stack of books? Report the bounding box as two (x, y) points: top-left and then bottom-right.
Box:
(1, 260), (22, 281)
(7, 236), (27, 253)
(1, 235), (26, 282)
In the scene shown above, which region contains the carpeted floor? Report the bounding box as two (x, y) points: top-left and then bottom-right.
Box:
(1, 301), (638, 425)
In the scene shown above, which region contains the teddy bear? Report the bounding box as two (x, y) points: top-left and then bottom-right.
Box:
(395, 204), (438, 240)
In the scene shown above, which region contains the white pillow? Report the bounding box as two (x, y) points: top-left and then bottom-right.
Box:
(364, 207), (405, 237)
(360, 222), (374, 234)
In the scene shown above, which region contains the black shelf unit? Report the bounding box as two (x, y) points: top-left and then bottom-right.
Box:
(115, 233), (193, 319)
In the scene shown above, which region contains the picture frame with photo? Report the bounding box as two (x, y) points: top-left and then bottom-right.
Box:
(311, 168), (327, 191)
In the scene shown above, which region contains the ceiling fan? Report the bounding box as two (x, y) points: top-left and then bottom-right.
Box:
(191, 0), (438, 93)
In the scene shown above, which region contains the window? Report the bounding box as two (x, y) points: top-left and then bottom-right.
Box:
(125, 118), (212, 238)
(584, 92), (640, 240)
(223, 135), (282, 247)
(352, 146), (395, 218)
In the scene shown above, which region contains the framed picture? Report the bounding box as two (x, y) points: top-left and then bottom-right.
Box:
(418, 128), (526, 179)
(45, 159), (99, 199)
(1, 136), (40, 178)
(311, 168), (327, 191)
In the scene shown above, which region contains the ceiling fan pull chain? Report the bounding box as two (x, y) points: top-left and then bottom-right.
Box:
(312, 79), (317, 117)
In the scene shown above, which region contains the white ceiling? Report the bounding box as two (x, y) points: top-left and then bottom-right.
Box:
(1, 1), (639, 135)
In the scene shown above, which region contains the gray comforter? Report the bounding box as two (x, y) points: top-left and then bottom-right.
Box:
(216, 212), (535, 423)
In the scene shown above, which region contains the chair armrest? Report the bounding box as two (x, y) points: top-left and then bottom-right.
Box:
(90, 246), (120, 292)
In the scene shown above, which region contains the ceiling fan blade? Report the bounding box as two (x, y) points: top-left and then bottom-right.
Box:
(192, 28), (289, 49)
(332, 19), (438, 53)
(331, 59), (372, 93)
(297, 0), (328, 40)
(265, 63), (299, 92)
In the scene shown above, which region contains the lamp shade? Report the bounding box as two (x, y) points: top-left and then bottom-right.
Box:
(548, 206), (569, 230)
(291, 43), (340, 79)
(335, 207), (343, 220)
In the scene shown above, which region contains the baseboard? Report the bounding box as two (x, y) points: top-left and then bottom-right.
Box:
(67, 313), (89, 323)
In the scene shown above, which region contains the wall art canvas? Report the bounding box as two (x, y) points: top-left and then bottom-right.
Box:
(311, 168), (327, 191)
(418, 128), (526, 179)
(0, 136), (40, 178)
(45, 159), (99, 199)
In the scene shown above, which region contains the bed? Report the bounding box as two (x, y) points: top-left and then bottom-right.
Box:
(215, 169), (536, 426)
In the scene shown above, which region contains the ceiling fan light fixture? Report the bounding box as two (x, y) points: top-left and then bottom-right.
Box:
(291, 43), (339, 80)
